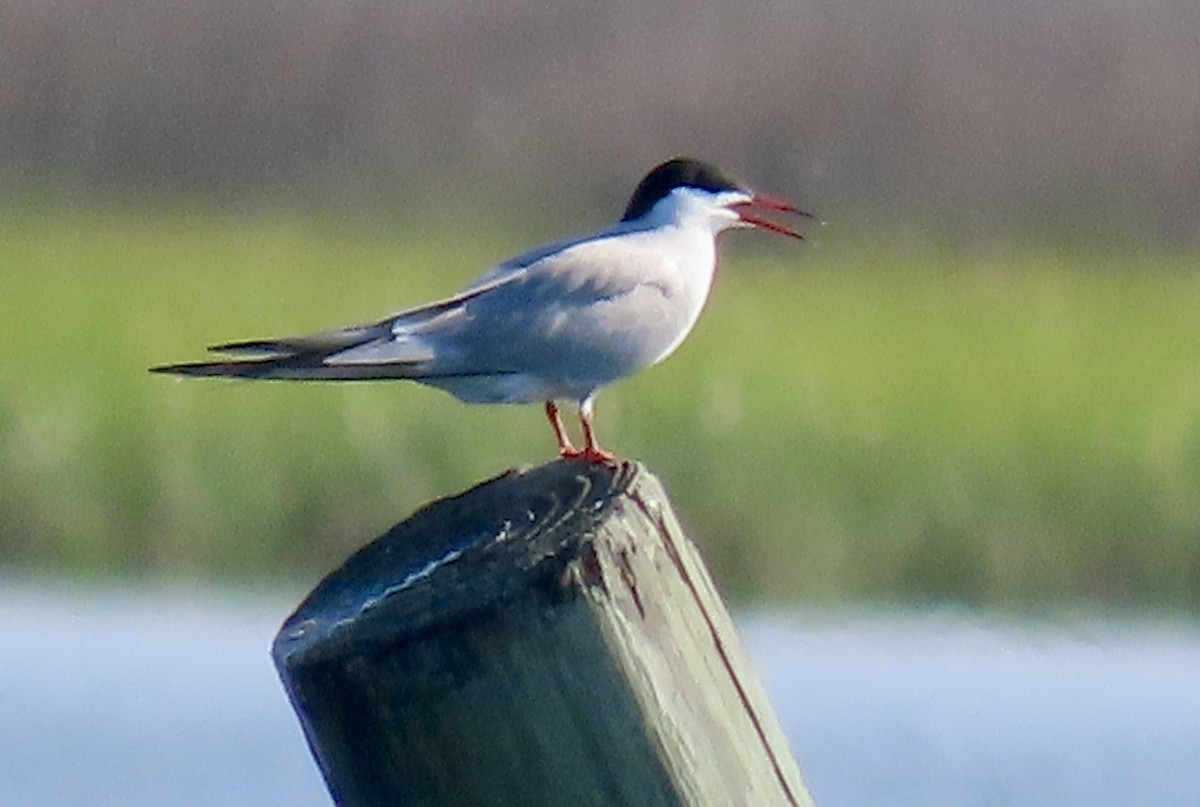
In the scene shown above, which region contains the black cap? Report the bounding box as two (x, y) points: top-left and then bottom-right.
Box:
(621, 158), (746, 222)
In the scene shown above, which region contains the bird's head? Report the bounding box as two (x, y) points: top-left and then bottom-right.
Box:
(621, 157), (812, 238)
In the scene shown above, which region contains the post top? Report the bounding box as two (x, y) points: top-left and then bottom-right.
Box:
(272, 459), (657, 669)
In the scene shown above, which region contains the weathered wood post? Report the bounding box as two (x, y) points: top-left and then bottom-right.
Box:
(272, 459), (814, 807)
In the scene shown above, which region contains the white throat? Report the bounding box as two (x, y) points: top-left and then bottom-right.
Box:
(638, 187), (749, 236)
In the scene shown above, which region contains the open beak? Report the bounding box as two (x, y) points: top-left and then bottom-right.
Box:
(731, 194), (813, 240)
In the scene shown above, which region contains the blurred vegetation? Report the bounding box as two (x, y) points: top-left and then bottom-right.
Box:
(2, 0), (1199, 243)
(2, 208), (1198, 609)
(2, 0), (1198, 609)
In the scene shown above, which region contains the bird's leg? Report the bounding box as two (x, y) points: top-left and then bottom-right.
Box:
(544, 401), (579, 457)
(577, 396), (616, 463)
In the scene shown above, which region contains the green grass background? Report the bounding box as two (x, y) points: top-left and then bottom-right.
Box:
(3, 207), (1198, 609)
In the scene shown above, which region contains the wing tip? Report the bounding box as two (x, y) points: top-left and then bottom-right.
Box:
(206, 340), (285, 356)
(148, 360), (261, 378)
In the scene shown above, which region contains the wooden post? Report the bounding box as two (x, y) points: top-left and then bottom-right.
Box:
(272, 459), (814, 807)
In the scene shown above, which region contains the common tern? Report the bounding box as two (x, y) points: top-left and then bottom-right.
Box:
(151, 157), (811, 461)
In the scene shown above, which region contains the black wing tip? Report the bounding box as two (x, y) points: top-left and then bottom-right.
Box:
(148, 360), (257, 377)
(149, 362), (207, 376)
(150, 338), (295, 376)
(207, 339), (283, 355)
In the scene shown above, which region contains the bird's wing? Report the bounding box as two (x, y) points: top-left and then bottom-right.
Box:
(148, 275), (513, 379)
(150, 227), (675, 381)
(372, 233), (690, 382)
(459, 216), (653, 292)
(201, 277), (510, 360)
(321, 232), (660, 364)
(459, 241), (568, 292)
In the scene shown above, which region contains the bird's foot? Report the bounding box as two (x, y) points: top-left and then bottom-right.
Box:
(559, 446), (618, 464)
(547, 399), (617, 463)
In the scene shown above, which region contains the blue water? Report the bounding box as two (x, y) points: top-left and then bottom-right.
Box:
(1, 582), (1197, 806)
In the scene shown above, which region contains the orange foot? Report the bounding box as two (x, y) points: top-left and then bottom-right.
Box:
(545, 399), (618, 464)
(560, 445), (618, 464)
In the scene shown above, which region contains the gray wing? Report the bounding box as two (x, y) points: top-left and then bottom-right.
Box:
(150, 231), (687, 383)
(390, 235), (693, 383)
(147, 278), (507, 379)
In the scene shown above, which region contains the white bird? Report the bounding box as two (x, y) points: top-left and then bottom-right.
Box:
(151, 157), (810, 461)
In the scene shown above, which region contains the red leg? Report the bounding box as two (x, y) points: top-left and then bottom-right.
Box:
(578, 397), (616, 463)
(544, 401), (580, 457)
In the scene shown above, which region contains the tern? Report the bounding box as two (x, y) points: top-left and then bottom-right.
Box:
(151, 157), (811, 461)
